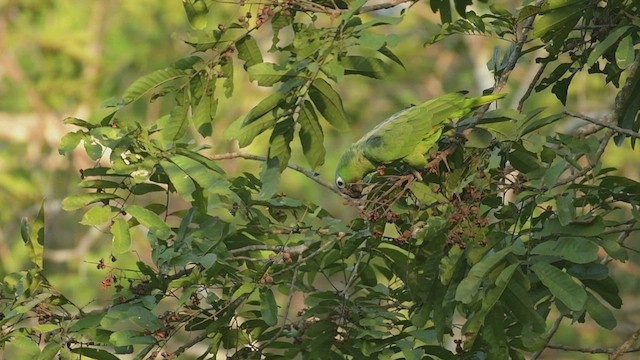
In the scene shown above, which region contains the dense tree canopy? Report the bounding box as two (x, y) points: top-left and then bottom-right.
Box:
(2, 0), (640, 359)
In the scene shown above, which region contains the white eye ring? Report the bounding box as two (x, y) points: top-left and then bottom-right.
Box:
(336, 177), (346, 189)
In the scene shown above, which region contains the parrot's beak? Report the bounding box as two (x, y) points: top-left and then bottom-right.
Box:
(343, 184), (364, 199)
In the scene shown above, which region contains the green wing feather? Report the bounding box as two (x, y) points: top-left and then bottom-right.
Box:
(360, 93), (494, 164)
(335, 92), (504, 187)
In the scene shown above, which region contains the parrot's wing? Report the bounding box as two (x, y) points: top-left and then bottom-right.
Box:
(361, 94), (468, 163)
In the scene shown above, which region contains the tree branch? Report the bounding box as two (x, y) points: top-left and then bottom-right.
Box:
(565, 110), (640, 140)
(472, 0), (546, 123)
(294, 0), (414, 16)
(546, 343), (640, 355)
(611, 327), (640, 359)
(209, 151), (346, 197)
(531, 315), (563, 360)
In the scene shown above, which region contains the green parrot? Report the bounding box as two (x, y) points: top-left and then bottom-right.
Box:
(335, 92), (504, 198)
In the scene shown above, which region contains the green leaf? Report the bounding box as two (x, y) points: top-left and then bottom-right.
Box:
(162, 89), (190, 141)
(4, 334), (41, 359)
(585, 292), (617, 330)
(259, 158), (281, 199)
(59, 131), (84, 155)
(615, 35), (635, 70)
(531, 237), (599, 264)
(464, 263), (519, 346)
(586, 26), (630, 67)
(111, 219), (132, 254)
(122, 68), (189, 104)
(268, 119), (294, 171)
(183, 0), (209, 30)
(236, 35), (263, 68)
(81, 206), (118, 226)
(260, 288), (278, 326)
(125, 205), (171, 240)
(539, 216), (605, 237)
(225, 92), (285, 146)
(192, 88), (217, 137)
(63, 116), (97, 129)
(38, 342), (61, 360)
(70, 347), (120, 360)
(20, 202), (45, 268)
(109, 330), (156, 346)
(531, 261), (587, 311)
(62, 193), (120, 211)
(298, 100), (325, 169)
(248, 63), (285, 86)
(556, 192), (575, 225)
(340, 55), (391, 79)
(160, 160), (196, 201)
(455, 246), (514, 304)
(309, 78), (349, 131)
(520, 113), (565, 136)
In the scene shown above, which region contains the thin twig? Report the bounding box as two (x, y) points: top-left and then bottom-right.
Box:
(517, 61), (548, 111)
(472, 0), (546, 123)
(531, 314), (564, 360)
(209, 151), (346, 197)
(611, 327), (640, 359)
(229, 243), (309, 255)
(565, 110), (640, 140)
(546, 343), (640, 355)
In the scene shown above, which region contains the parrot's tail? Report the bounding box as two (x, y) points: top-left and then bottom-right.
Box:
(468, 92), (506, 108)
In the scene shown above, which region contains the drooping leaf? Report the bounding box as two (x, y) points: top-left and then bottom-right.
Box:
(586, 26), (630, 67)
(162, 89), (190, 141)
(122, 68), (190, 104)
(236, 35), (263, 69)
(59, 131), (85, 155)
(585, 292), (617, 330)
(260, 288), (278, 326)
(298, 100), (325, 169)
(309, 78), (349, 131)
(340, 55), (391, 79)
(160, 160), (196, 201)
(62, 193), (120, 211)
(531, 261), (587, 311)
(125, 205), (172, 240)
(455, 246), (514, 304)
(111, 218), (132, 254)
(268, 119), (295, 171)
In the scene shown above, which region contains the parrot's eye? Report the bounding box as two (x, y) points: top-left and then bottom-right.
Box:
(336, 177), (346, 189)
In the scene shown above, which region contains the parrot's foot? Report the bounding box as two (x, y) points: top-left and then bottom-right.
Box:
(425, 145), (457, 174)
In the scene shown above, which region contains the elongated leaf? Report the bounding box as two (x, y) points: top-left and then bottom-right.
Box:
(586, 26), (630, 67)
(122, 68), (189, 104)
(237, 35), (263, 68)
(160, 160), (196, 201)
(340, 55), (391, 79)
(455, 246), (513, 303)
(169, 154), (228, 190)
(298, 100), (325, 169)
(225, 113), (277, 147)
(531, 261), (587, 311)
(162, 89), (190, 141)
(125, 205), (171, 240)
(248, 63), (286, 86)
(260, 288), (278, 326)
(62, 193), (120, 211)
(192, 88), (217, 137)
(268, 119), (294, 171)
(111, 218), (132, 253)
(70, 348), (120, 360)
(259, 158), (281, 199)
(585, 292), (616, 330)
(20, 202), (45, 268)
(531, 237), (599, 264)
(309, 78), (349, 130)
(464, 262), (519, 346)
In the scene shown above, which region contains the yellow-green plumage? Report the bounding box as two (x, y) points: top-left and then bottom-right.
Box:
(335, 92), (504, 196)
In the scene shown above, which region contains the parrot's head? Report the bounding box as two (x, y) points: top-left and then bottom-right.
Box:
(335, 148), (368, 198)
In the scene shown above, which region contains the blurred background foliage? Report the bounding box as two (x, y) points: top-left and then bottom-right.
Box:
(1, 0), (639, 359)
